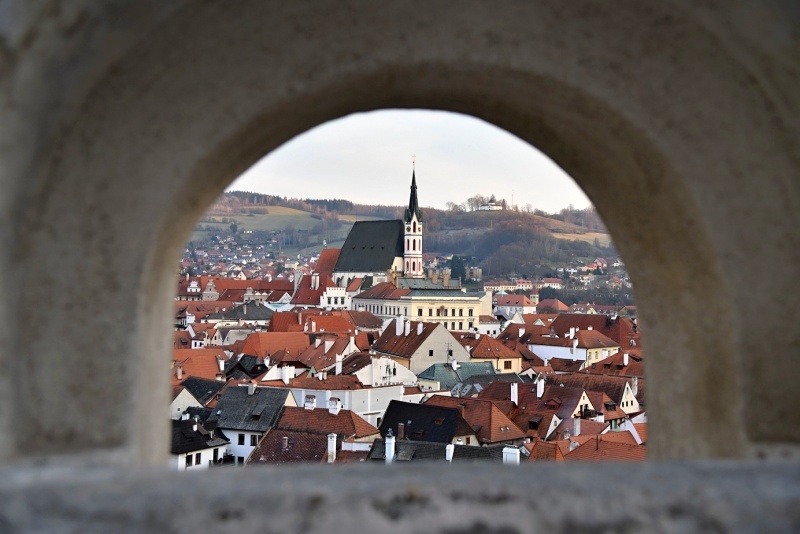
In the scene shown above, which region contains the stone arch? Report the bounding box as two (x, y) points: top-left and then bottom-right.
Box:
(2, 2), (799, 469)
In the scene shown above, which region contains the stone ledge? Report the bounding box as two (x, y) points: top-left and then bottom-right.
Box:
(0, 461), (798, 533)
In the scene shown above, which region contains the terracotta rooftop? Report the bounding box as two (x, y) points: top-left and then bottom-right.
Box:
(275, 406), (379, 439)
(240, 332), (312, 359)
(564, 436), (646, 462)
(424, 396), (526, 445)
(372, 319), (439, 359)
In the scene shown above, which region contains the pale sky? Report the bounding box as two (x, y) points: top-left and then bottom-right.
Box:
(229, 109), (591, 213)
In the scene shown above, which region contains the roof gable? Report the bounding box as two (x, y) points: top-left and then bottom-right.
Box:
(334, 220), (404, 272)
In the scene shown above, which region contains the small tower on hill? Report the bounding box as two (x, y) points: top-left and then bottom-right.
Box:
(403, 165), (424, 278)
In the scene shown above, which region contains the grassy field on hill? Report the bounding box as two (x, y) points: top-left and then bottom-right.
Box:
(188, 193), (615, 275)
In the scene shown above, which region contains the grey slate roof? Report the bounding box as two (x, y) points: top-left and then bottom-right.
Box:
(205, 302), (274, 321)
(398, 278), (461, 290)
(378, 400), (471, 444)
(367, 439), (505, 463)
(453, 373), (533, 398)
(334, 220), (404, 273)
(207, 386), (290, 433)
(417, 362), (498, 390)
(171, 418), (228, 455)
(180, 376), (226, 406)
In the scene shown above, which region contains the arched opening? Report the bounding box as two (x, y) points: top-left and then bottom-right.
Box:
(174, 108), (642, 467)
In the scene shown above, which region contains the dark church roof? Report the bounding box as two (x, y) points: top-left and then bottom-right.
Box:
(334, 220), (404, 273)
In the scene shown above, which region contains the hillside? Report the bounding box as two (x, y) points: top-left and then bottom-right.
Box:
(190, 192), (614, 276)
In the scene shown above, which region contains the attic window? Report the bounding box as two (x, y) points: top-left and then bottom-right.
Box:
(434, 417), (445, 425)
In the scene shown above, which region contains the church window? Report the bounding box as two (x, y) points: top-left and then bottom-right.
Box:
(413, 240), (416, 251)
(413, 222), (417, 233)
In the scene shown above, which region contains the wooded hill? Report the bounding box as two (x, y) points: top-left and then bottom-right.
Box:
(196, 191), (615, 278)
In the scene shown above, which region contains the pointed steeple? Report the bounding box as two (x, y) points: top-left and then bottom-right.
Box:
(404, 169), (423, 223)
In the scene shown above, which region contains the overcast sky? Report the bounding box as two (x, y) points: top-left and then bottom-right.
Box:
(228, 109), (591, 213)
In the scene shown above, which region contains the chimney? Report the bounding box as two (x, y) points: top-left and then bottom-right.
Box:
(312, 273), (319, 290)
(281, 365), (293, 385)
(572, 338), (579, 351)
(445, 443), (455, 463)
(385, 430), (395, 464)
(335, 354), (344, 375)
(304, 394), (316, 410)
(417, 322), (423, 335)
(243, 303), (247, 315)
(404, 320), (411, 336)
(569, 327), (575, 339)
(328, 397), (342, 416)
(502, 446), (520, 465)
(247, 381), (256, 396)
(312, 320), (317, 333)
(475, 333), (480, 339)
(510, 382), (519, 405)
(395, 319), (403, 336)
(451, 358), (459, 371)
(623, 352), (629, 366)
(573, 415), (581, 437)
(217, 357), (225, 372)
(282, 436), (289, 451)
(631, 376), (639, 397)
(443, 271), (450, 286)
(397, 422), (405, 440)
(176, 364), (183, 381)
(327, 433), (337, 463)
(536, 377), (544, 399)
(587, 325), (592, 330)
(431, 271), (439, 284)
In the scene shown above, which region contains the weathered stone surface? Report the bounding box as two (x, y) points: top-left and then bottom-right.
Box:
(1, 462), (799, 533)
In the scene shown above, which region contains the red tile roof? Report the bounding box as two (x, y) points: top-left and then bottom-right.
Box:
(353, 281), (411, 300)
(268, 312), (301, 332)
(261, 372), (364, 391)
(372, 319), (439, 359)
(524, 440), (565, 462)
(297, 335), (354, 370)
(424, 396), (526, 444)
(494, 294), (535, 307)
(314, 248), (341, 274)
(563, 436), (646, 462)
(290, 273), (337, 305)
(240, 332), (312, 359)
(172, 348), (228, 384)
(459, 334), (521, 360)
(276, 406), (379, 439)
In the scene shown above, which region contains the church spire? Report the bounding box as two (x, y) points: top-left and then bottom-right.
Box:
(405, 167), (423, 223)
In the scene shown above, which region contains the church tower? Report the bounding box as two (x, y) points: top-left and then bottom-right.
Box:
(403, 166), (424, 278)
